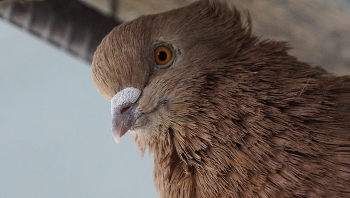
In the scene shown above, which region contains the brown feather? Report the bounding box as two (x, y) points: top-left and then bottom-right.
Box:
(92, 0), (350, 197)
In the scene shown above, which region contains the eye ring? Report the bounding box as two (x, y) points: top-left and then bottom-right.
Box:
(153, 43), (175, 68)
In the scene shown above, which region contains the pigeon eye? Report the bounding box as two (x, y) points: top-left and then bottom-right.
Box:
(154, 46), (173, 67)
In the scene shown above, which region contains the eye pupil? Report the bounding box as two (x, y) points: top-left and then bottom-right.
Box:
(154, 45), (173, 67)
(158, 51), (168, 61)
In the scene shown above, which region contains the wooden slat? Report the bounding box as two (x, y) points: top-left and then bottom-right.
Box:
(0, 0), (120, 62)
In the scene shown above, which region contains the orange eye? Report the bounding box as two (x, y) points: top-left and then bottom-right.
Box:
(154, 46), (173, 66)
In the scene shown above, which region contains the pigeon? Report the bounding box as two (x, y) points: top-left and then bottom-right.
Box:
(91, 0), (350, 197)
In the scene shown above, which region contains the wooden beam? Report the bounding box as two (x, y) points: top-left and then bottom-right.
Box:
(0, 0), (120, 62)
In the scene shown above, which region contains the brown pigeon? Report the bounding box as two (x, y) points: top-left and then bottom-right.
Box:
(91, 0), (350, 197)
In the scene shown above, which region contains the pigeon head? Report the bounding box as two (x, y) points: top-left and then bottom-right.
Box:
(91, 0), (255, 147)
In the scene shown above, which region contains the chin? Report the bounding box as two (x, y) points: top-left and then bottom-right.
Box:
(129, 122), (159, 153)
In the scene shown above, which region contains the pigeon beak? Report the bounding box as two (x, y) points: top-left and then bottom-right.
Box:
(111, 115), (133, 144)
(111, 87), (142, 143)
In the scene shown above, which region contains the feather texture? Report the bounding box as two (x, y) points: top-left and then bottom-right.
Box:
(92, 1), (350, 197)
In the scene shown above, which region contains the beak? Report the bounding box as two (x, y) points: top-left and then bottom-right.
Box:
(111, 87), (142, 143)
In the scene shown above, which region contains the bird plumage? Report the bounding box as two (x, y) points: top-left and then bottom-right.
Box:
(92, 0), (350, 197)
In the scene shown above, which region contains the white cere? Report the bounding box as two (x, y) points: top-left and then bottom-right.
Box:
(111, 87), (142, 115)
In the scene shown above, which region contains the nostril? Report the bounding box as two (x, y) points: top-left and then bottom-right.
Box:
(120, 106), (131, 114)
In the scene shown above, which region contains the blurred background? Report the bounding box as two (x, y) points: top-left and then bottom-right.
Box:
(0, 0), (349, 198)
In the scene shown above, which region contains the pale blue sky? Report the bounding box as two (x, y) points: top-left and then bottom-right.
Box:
(0, 20), (157, 198)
